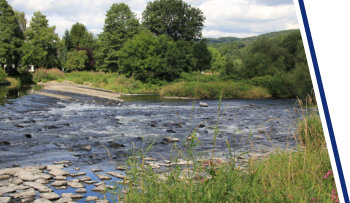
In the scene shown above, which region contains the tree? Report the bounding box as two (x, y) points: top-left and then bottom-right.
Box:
(14, 11), (26, 33)
(97, 3), (140, 71)
(118, 31), (184, 83)
(193, 39), (211, 72)
(0, 0), (24, 75)
(208, 47), (225, 73)
(142, 0), (205, 41)
(21, 11), (59, 68)
(65, 50), (88, 71)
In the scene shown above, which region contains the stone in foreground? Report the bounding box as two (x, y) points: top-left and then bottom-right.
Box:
(0, 197), (11, 203)
(95, 174), (111, 180)
(67, 181), (85, 188)
(40, 192), (60, 200)
(85, 196), (98, 201)
(34, 198), (53, 203)
(199, 102), (209, 107)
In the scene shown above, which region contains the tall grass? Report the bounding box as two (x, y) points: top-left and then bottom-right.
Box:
(33, 68), (66, 83)
(111, 98), (337, 202)
(160, 81), (271, 99)
(66, 71), (160, 93)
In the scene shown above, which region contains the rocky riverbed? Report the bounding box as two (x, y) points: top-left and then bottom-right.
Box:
(0, 85), (302, 201)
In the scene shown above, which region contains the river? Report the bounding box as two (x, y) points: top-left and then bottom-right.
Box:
(0, 85), (300, 170)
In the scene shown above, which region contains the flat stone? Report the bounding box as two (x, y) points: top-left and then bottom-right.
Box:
(61, 193), (74, 198)
(67, 181), (85, 188)
(163, 137), (179, 142)
(95, 174), (111, 180)
(54, 176), (67, 180)
(9, 177), (23, 185)
(46, 165), (64, 171)
(75, 168), (80, 171)
(76, 188), (87, 193)
(34, 198), (52, 203)
(116, 167), (126, 171)
(0, 168), (22, 176)
(144, 157), (155, 161)
(53, 161), (72, 165)
(94, 182), (105, 186)
(54, 186), (67, 190)
(78, 176), (91, 182)
(0, 186), (17, 195)
(96, 200), (109, 203)
(15, 171), (36, 181)
(70, 172), (86, 177)
(24, 182), (52, 192)
(49, 169), (69, 176)
(11, 188), (36, 199)
(70, 194), (85, 199)
(51, 181), (67, 187)
(20, 196), (35, 203)
(106, 172), (126, 179)
(92, 169), (103, 172)
(0, 175), (10, 180)
(55, 197), (73, 203)
(85, 196), (98, 201)
(91, 185), (108, 192)
(83, 180), (98, 184)
(35, 179), (49, 184)
(0, 197), (11, 203)
(40, 192), (60, 200)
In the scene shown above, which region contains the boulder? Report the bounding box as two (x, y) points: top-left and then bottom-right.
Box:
(24, 134), (32, 138)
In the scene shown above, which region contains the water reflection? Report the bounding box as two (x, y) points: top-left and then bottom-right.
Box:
(0, 85), (42, 105)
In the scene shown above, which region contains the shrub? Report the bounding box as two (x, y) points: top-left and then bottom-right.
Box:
(0, 68), (7, 82)
(33, 68), (65, 83)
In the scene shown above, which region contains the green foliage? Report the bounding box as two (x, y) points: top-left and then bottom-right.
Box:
(118, 31), (184, 83)
(65, 71), (160, 93)
(249, 74), (291, 98)
(0, 0), (24, 75)
(65, 50), (88, 71)
(208, 47), (225, 73)
(33, 68), (65, 83)
(115, 105), (335, 202)
(160, 81), (271, 99)
(14, 11), (26, 33)
(97, 3), (140, 72)
(21, 11), (59, 68)
(0, 68), (7, 82)
(142, 0), (205, 41)
(193, 39), (212, 72)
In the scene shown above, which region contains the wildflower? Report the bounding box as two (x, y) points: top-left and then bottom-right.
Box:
(323, 170), (333, 179)
(311, 198), (319, 202)
(331, 189), (339, 202)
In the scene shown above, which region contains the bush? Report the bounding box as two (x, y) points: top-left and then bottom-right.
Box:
(33, 68), (65, 83)
(160, 81), (271, 99)
(250, 74), (292, 98)
(0, 68), (7, 82)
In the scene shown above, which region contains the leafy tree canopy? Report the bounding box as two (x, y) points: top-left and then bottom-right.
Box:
(142, 0), (205, 41)
(65, 50), (88, 72)
(21, 11), (59, 68)
(97, 3), (140, 72)
(0, 0), (24, 75)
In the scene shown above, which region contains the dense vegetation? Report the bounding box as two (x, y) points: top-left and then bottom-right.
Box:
(1, 0), (312, 99)
(110, 100), (337, 202)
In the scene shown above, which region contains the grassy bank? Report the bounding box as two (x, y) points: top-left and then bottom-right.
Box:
(111, 101), (337, 202)
(160, 81), (271, 99)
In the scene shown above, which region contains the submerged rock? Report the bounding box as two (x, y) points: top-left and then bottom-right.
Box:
(24, 134), (32, 138)
(166, 129), (176, 133)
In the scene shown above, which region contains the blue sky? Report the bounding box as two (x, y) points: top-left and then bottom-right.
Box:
(8, 0), (299, 38)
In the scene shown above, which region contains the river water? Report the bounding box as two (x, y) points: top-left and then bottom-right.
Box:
(0, 86), (301, 170)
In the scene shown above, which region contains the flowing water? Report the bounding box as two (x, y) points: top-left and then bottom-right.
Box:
(0, 86), (300, 169)
(0, 85), (302, 201)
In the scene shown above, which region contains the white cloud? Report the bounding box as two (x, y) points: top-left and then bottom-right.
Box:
(8, 0), (298, 38)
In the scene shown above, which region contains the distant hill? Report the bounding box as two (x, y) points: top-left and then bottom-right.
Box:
(207, 29), (299, 44)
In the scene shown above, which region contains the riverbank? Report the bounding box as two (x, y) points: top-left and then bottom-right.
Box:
(114, 110), (337, 202)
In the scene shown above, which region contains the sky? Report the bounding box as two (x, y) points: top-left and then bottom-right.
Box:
(8, 0), (299, 38)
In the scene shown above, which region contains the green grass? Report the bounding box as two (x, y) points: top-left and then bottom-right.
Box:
(160, 81), (271, 99)
(65, 71), (160, 94)
(110, 100), (337, 202)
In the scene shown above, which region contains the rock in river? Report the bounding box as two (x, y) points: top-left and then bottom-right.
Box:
(163, 136), (179, 143)
(199, 102), (208, 107)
